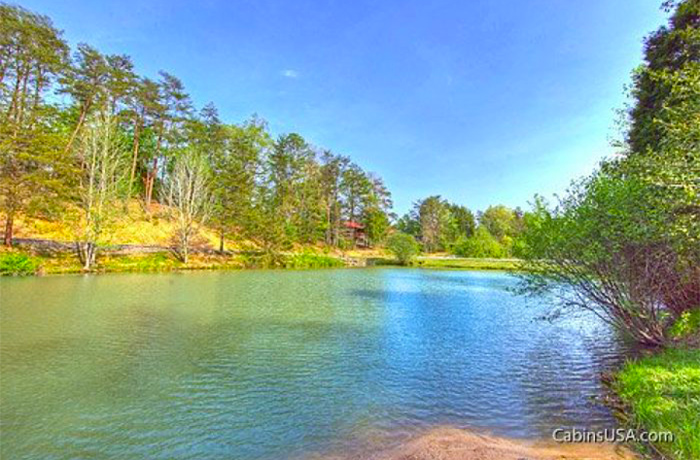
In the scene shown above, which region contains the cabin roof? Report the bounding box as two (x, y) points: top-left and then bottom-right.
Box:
(343, 221), (365, 229)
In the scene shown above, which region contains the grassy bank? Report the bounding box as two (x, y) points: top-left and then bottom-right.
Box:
(0, 248), (345, 276)
(1, 246), (525, 276)
(370, 256), (522, 271)
(413, 257), (521, 271)
(614, 345), (700, 460)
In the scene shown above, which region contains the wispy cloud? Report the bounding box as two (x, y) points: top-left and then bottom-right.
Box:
(281, 69), (300, 78)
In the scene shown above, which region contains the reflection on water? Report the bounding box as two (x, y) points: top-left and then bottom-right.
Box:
(0, 269), (629, 459)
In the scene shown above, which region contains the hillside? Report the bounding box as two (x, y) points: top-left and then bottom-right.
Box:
(8, 201), (243, 250)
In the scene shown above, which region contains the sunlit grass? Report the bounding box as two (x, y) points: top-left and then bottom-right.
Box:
(615, 347), (700, 460)
(414, 257), (522, 271)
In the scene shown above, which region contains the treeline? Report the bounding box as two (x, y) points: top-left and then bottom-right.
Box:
(519, 0), (699, 346)
(0, 4), (393, 267)
(395, 197), (529, 258)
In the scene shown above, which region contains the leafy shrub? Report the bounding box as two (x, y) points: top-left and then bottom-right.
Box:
(387, 233), (419, 265)
(669, 309), (700, 339)
(452, 226), (505, 258)
(0, 252), (39, 276)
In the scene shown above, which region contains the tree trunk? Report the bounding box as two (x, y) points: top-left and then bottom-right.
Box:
(219, 227), (225, 253)
(64, 103), (90, 154)
(128, 117), (141, 192)
(83, 242), (96, 271)
(76, 241), (97, 271)
(3, 213), (14, 246)
(182, 240), (189, 264)
(145, 157), (158, 208)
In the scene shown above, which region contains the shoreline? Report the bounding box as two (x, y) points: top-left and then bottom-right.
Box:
(0, 245), (523, 277)
(316, 427), (639, 460)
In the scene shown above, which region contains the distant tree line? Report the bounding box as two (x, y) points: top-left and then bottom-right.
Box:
(0, 4), (393, 267)
(396, 197), (529, 258)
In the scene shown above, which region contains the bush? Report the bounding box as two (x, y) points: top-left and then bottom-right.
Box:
(452, 226), (505, 258)
(0, 252), (40, 276)
(387, 233), (419, 265)
(669, 309), (700, 339)
(518, 174), (697, 346)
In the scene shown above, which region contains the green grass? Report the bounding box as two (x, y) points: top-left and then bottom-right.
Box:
(281, 253), (345, 269)
(99, 253), (182, 272)
(0, 252), (40, 275)
(414, 257), (522, 271)
(242, 251), (345, 269)
(0, 248), (346, 275)
(615, 347), (700, 460)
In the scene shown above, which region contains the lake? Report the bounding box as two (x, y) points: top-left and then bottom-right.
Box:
(0, 269), (628, 459)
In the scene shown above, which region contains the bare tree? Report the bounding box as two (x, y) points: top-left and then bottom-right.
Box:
(74, 109), (127, 270)
(162, 150), (212, 263)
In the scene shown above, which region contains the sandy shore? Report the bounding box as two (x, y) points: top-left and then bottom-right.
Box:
(322, 427), (638, 460)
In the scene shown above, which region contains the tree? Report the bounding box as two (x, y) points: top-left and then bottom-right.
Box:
(479, 205), (516, 240)
(126, 77), (160, 194)
(445, 203), (476, 243)
(387, 232), (419, 265)
(340, 163), (371, 224)
(210, 116), (269, 252)
(319, 151), (350, 245)
(396, 213), (420, 237)
(162, 149), (212, 264)
(60, 43), (108, 154)
(362, 174), (393, 246)
(416, 195), (451, 252)
(73, 109), (127, 269)
(143, 71), (192, 208)
(0, 4), (69, 246)
(627, 0), (700, 154)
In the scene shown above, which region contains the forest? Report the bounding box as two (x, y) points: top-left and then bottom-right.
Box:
(0, 3), (537, 269)
(0, 4), (396, 267)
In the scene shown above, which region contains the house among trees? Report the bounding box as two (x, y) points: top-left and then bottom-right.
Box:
(341, 221), (368, 248)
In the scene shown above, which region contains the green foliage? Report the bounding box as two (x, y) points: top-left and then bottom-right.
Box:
(398, 198), (479, 253)
(669, 309), (700, 339)
(0, 252), (39, 276)
(627, 0), (700, 154)
(479, 205), (517, 240)
(0, 4), (71, 245)
(446, 204), (476, 241)
(615, 347), (700, 460)
(0, 3), (394, 254)
(452, 226), (505, 258)
(386, 232), (419, 265)
(518, 172), (694, 345)
(518, 0), (700, 346)
(414, 257), (519, 271)
(282, 252), (344, 269)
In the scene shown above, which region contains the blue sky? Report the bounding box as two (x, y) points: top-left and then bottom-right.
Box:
(23, 0), (668, 215)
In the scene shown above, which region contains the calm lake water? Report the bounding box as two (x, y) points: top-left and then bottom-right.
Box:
(0, 269), (628, 459)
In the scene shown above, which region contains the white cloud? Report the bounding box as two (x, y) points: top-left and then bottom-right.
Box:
(281, 69), (299, 78)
